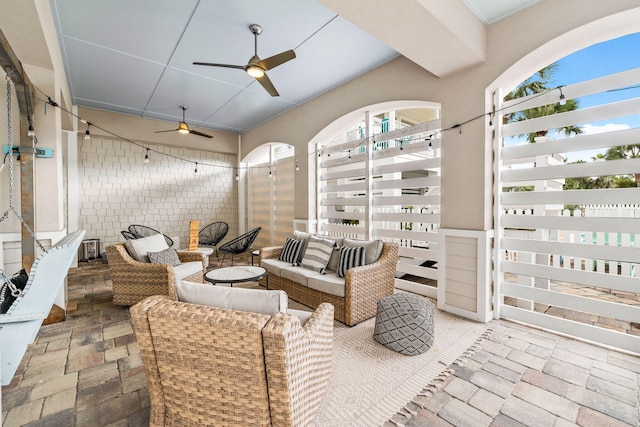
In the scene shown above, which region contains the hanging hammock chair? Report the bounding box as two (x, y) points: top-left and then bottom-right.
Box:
(0, 73), (86, 385)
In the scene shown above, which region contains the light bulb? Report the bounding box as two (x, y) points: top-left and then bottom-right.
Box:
(144, 150), (149, 164)
(247, 66), (264, 78)
(84, 129), (91, 141)
(235, 172), (239, 181)
(28, 124), (35, 137)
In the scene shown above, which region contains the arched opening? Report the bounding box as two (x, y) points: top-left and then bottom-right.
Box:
(490, 23), (640, 353)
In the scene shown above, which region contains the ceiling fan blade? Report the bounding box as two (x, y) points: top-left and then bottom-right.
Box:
(257, 50), (296, 71)
(256, 73), (279, 97)
(193, 62), (247, 70)
(154, 129), (178, 134)
(189, 129), (214, 139)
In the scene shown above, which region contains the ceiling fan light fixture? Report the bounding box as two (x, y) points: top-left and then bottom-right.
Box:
(247, 65), (264, 78)
(178, 122), (190, 134)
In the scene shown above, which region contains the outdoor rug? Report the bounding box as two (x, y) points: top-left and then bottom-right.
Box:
(311, 296), (488, 427)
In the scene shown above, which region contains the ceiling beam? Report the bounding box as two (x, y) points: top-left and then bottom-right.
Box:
(317, 0), (486, 77)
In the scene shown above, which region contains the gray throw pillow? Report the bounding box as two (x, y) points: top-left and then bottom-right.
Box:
(147, 247), (181, 267)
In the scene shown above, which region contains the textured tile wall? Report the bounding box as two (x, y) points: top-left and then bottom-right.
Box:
(78, 138), (237, 250)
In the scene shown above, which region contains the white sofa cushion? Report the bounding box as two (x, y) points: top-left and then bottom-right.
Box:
(124, 233), (168, 263)
(172, 261), (203, 284)
(177, 280), (288, 315)
(281, 265), (323, 287)
(308, 272), (346, 297)
(261, 258), (292, 277)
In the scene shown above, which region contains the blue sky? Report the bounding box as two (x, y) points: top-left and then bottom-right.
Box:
(551, 31), (640, 129)
(510, 31), (640, 161)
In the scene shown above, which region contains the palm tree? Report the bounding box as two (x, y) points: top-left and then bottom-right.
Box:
(602, 145), (640, 186)
(504, 62), (583, 142)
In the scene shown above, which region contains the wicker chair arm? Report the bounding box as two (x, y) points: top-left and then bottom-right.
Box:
(177, 250), (206, 269)
(344, 243), (399, 325)
(260, 246), (283, 260)
(262, 304), (334, 426)
(130, 295), (173, 426)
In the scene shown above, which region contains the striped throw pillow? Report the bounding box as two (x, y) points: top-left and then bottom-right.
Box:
(337, 246), (365, 278)
(300, 235), (336, 273)
(279, 237), (304, 265)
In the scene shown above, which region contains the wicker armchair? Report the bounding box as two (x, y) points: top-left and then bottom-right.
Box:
(131, 295), (334, 427)
(106, 243), (205, 306)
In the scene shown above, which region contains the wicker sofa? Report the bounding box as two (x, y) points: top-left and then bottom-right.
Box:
(260, 237), (398, 326)
(131, 294), (334, 426)
(106, 241), (205, 306)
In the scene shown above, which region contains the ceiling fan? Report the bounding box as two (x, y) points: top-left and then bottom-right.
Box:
(154, 105), (213, 139)
(193, 24), (296, 97)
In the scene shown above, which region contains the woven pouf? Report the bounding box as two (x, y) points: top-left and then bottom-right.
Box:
(373, 293), (435, 355)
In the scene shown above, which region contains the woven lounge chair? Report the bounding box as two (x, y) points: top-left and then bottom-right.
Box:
(106, 243), (205, 306)
(131, 294), (334, 426)
(218, 226), (261, 267)
(128, 224), (174, 248)
(198, 221), (229, 259)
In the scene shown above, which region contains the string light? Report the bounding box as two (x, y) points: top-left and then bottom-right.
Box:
(558, 86), (567, 105)
(144, 148), (149, 164)
(295, 159), (299, 171)
(268, 167), (272, 178)
(30, 81), (570, 178)
(84, 122), (91, 141)
(27, 123), (35, 137)
(488, 112), (494, 128)
(235, 169), (239, 181)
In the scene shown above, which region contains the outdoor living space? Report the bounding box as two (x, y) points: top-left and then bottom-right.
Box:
(3, 1), (640, 426)
(1, 259), (639, 427)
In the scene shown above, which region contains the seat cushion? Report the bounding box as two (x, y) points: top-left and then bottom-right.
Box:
(176, 280), (288, 315)
(280, 266), (323, 287)
(124, 233), (169, 262)
(261, 258), (292, 277)
(172, 261), (203, 284)
(308, 272), (346, 298)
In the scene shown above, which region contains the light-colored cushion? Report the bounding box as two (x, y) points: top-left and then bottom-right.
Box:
(326, 237), (345, 272)
(148, 247), (181, 267)
(176, 280), (288, 315)
(281, 266), (323, 287)
(172, 261), (203, 284)
(124, 233), (169, 263)
(337, 246), (365, 278)
(261, 258), (292, 277)
(279, 237), (304, 265)
(288, 308), (313, 326)
(300, 235), (336, 273)
(343, 238), (383, 265)
(308, 273), (346, 297)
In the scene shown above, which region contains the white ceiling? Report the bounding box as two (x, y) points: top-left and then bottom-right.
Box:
(49, 0), (540, 134)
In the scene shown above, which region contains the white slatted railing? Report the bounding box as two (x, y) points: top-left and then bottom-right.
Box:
(495, 67), (640, 354)
(318, 118), (442, 296)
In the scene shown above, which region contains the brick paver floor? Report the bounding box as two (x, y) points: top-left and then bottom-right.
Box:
(2, 260), (639, 426)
